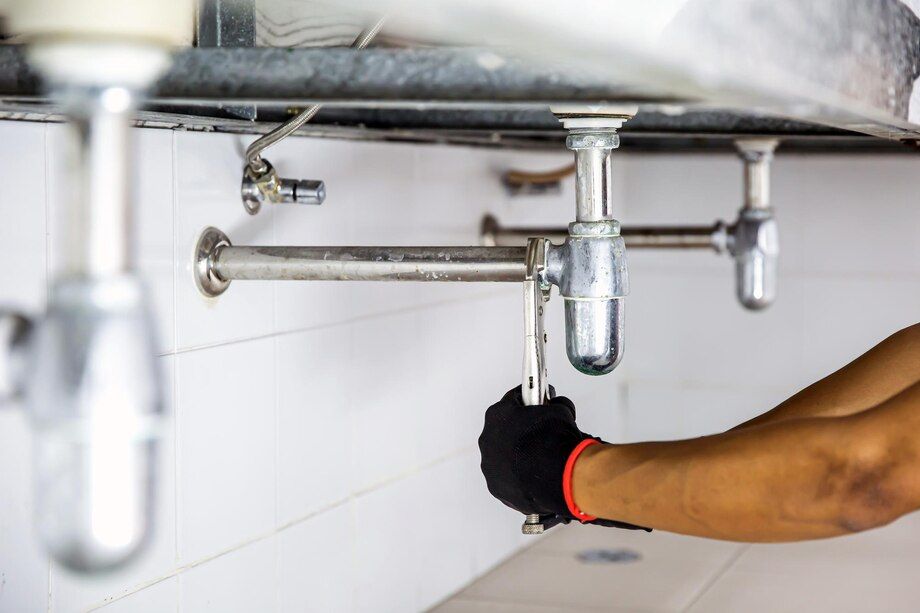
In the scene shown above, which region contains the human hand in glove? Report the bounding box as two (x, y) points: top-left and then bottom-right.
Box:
(478, 386), (649, 532)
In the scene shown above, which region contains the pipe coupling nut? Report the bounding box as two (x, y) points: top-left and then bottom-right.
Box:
(546, 228), (629, 300)
(568, 220), (621, 238)
(566, 131), (620, 151)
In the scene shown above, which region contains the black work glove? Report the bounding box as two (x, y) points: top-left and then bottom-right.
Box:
(479, 386), (649, 532)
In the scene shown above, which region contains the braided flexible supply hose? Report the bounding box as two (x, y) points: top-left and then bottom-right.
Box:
(244, 16), (387, 175)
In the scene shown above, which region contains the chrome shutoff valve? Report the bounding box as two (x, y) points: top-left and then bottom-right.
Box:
(241, 160), (326, 215)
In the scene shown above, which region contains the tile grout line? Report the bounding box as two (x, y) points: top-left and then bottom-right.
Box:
(169, 130), (182, 612)
(440, 595), (660, 613)
(42, 122), (53, 613)
(157, 286), (512, 357)
(680, 544), (749, 613)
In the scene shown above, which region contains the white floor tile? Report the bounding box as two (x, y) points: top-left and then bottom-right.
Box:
(179, 537), (276, 612)
(730, 512), (920, 572)
(463, 525), (742, 612)
(278, 505), (355, 613)
(687, 562), (920, 613)
(530, 523), (742, 561)
(176, 339), (276, 563)
(430, 598), (634, 613)
(460, 551), (717, 612)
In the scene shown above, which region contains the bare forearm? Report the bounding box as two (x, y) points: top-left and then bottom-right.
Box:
(574, 383), (920, 542)
(736, 323), (920, 430)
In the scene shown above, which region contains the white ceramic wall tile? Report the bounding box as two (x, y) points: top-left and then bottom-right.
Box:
(626, 271), (810, 391)
(10, 119), (920, 613)
(457, 450), (531, 578)
(340, 140), (424, 320)
(173, 131), (275, 350)
(179, 537), (276, 612)
(409, 145), (505, 236)
(620, 153), (808, 276)
(348, 312), (421, 491)
(494, 150), (582, 227)
(789, 156), (920, 276)
(413, 293), (520, 466)
(0, 122), (48, 613)
(619, 381), (788, 442)
(271, 137), (365, 334)
(276, 326), (353, 525)
(135, 129), (176, 355)
(278, 505), (354, 613)
(412, 457), (476, 612)
(176, 338), (276, 563)
(802, 276), (920, 382)
(51, 356), (178, 612)
(0, 121), (46, 311)
(619, 155), (740, 226)
(353, 478), (418, 613)
(95, 577), (178, 613)
(0, 411), (49, 613)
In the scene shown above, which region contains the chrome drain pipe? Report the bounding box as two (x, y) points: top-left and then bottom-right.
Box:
(3, 41), (173, 573)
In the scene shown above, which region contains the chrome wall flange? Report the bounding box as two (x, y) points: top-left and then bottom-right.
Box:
(194, 227), (232, 297)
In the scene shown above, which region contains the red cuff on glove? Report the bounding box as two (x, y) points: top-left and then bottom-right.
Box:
(562, 438), (600, 523)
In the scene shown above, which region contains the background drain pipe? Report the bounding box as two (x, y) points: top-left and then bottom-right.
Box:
(481, 138), (779, 311)
(732, 139), (779, 310)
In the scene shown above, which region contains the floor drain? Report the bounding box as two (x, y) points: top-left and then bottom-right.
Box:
(576, 548), (642, 564)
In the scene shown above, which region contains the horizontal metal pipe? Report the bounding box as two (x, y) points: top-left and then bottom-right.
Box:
(481, 224), (721, 250)
(622, 225), (721, 249)
(212, 246), (528, 282)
